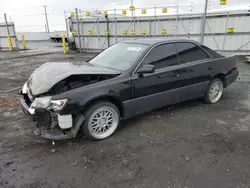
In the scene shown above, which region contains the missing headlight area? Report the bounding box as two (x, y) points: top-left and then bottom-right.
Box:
(49, 74), (118, 95)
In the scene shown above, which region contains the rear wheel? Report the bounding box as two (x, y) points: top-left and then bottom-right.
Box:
(82, 101), (120, 140)
(204, 78), (224, 104)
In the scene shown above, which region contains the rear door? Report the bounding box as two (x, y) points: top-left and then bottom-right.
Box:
(173, 42), (214, 101)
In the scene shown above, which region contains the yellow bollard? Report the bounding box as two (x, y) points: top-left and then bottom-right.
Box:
(22, 35), (26, 49)
(7, 35), (13, 51)
(62, 35), (67, 54)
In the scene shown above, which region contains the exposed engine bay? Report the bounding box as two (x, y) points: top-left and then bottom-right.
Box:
(48, 74), (117, 95)
(26, 61), (121, 96)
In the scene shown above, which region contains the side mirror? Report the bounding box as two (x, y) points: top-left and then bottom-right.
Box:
(138, 64), (155, 74)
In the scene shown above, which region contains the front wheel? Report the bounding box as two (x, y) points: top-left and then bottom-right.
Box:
(82, 101), (120, 140)
(204, 78), (224, 104)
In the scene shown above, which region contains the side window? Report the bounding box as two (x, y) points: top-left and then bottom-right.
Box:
(175, 43), (210, 64)
(142, 43), (178, 70)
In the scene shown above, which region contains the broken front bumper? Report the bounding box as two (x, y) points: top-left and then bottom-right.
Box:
(20, 93), (84, 140)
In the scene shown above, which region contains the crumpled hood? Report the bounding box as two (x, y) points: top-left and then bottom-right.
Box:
(28, 62), (121, 95)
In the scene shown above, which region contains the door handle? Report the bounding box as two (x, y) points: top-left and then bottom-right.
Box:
(208, 67), (212, 70)
(173, 70), (181, 77)
(172, 72), (180, 77)
(157, 72), (178, 78)
(171, 72), (180, 77)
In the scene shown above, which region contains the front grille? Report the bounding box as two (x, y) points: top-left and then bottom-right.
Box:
(36, 109), (58, 129)
(36, 109), (51, 128)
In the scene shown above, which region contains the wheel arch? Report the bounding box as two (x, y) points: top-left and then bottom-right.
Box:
(82, 95), (124, 118)
(212, 73), (226, 87)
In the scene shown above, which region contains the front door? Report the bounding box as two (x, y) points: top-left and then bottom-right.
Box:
(124, 43), (184, 117)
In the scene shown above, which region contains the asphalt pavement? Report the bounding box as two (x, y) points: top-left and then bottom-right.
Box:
(0, 51), (250, 188)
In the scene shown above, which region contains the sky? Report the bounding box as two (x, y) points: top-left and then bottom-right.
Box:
(0, 0), (249, 32)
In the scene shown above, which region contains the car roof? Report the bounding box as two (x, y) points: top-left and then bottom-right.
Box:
(121, 38), (201, 46)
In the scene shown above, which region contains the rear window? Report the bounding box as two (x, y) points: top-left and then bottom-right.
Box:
(201, 45), (223, 58)
(175, 43), (210, 64)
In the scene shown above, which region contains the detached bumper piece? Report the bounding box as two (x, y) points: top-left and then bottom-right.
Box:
(33, 127), (72, 140)
(20, 93), (85, 140)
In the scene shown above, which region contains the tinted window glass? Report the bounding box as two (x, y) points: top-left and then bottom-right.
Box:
(143, 44), (178, 69)
(89, 43), (148, 71)
(201, 45), (223, 58)
(175, 43), (210, 64)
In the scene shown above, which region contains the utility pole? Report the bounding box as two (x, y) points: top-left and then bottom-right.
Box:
(44, 5), (50, 33)
(131, 0), (135, 32)
(199, 0), (208, 44)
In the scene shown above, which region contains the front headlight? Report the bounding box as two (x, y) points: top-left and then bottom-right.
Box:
(49, 99), (68, 110)
(31, 96), (51, 109)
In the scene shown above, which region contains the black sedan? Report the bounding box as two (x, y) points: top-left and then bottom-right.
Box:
(20, 39), (239, 141)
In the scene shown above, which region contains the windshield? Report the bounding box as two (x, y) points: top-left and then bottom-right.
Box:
(89, 43), (148, 71)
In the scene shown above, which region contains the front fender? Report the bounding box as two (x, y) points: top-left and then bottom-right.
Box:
(54, 81), (130, 115)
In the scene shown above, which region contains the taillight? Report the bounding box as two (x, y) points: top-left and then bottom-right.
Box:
(236, 63), (238, 69)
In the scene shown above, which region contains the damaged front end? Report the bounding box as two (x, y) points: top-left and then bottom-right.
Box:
(20, 84), (85, 140)
(19, 62), (120, 140)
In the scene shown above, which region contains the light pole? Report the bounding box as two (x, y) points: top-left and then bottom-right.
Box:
(44, 5), (50, 33)
(199, 0), (209, 44)
(131, 0), (134, 17)
(75, 8), (82, 53)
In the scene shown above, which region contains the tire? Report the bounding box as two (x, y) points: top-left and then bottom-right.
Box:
(82, 101), (120, 140)
(204, 78), (224, 104)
